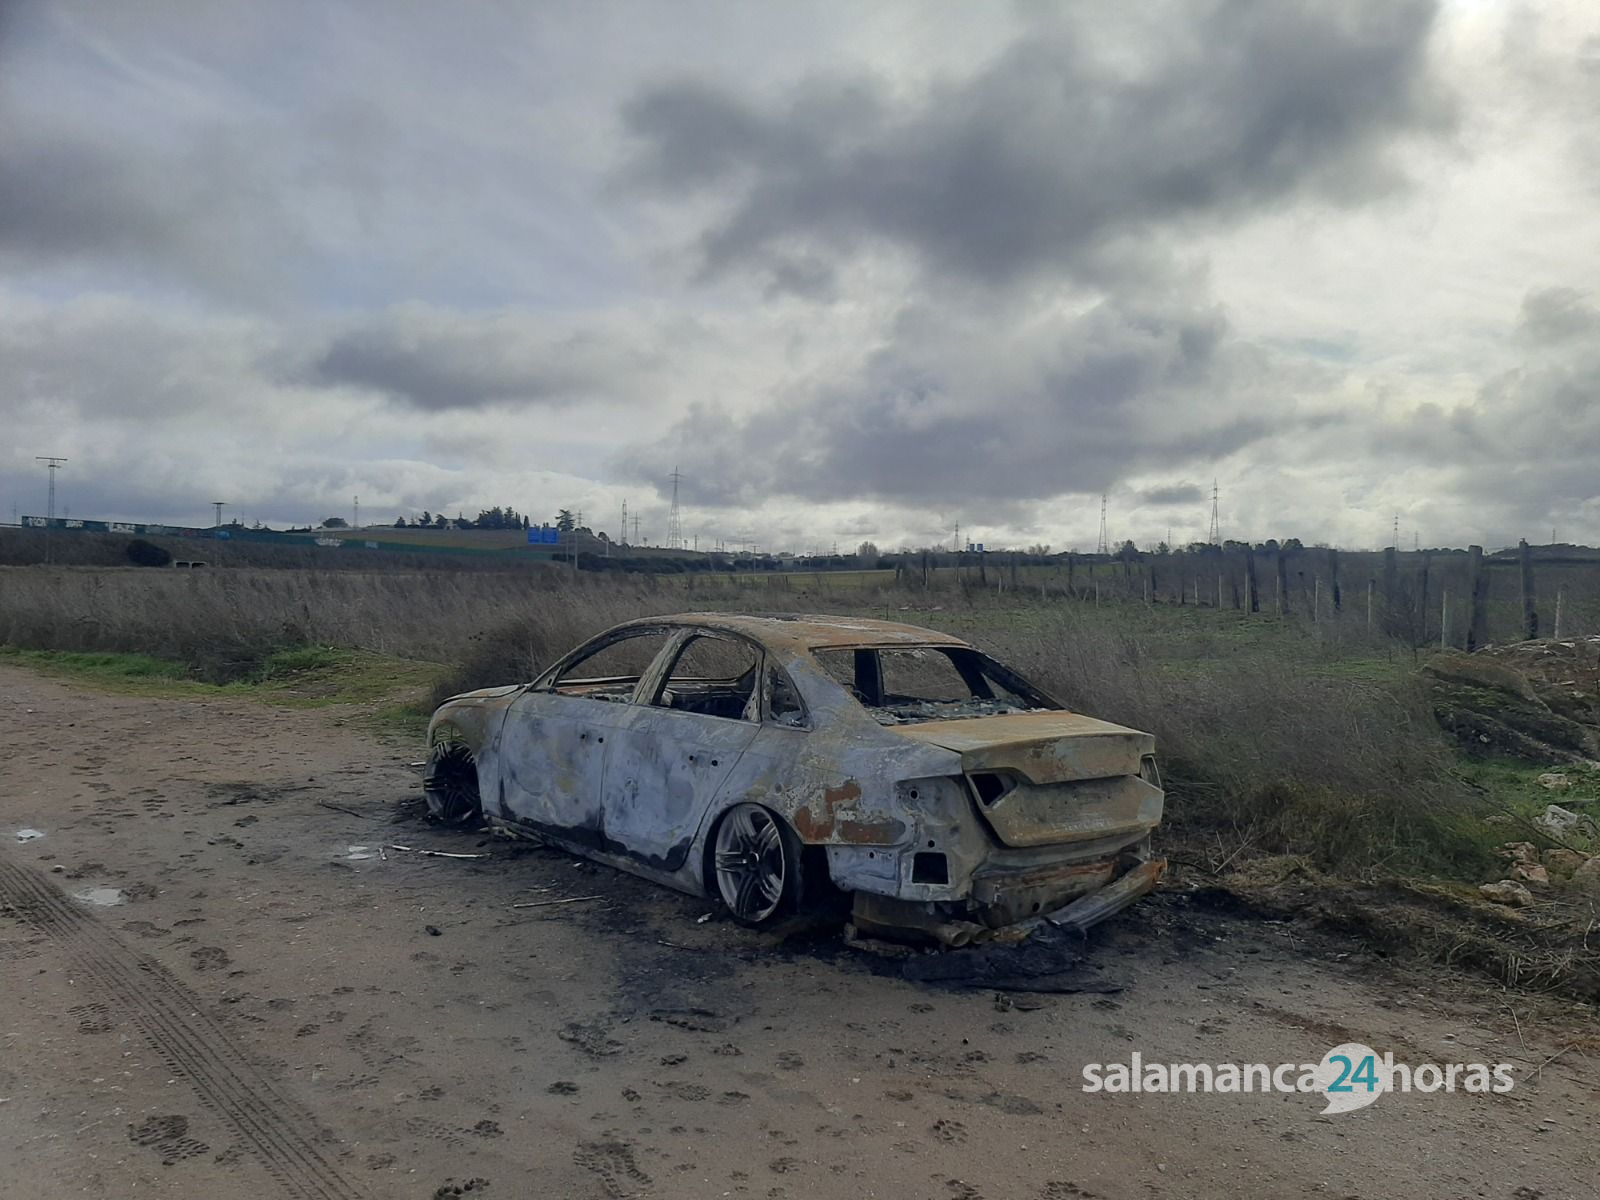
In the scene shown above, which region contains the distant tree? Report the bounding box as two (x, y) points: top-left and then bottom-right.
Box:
(1116, 539), (1140, 561)
(320, 516), (348, 529)
(420, 510), (432, 526)
(1258, 538), (1280, 553)
(1280, 537), (1304, 553)
(521, 515), (530, 530)
(1222, 539), (1249, 554)
(556, 509), (576, 533)
(1028, 543), (1052, 556)
(393, 516), (408, 528)
(856, 540), (880, 565)
(432, 513), (446, 528)
(1155, 541), (1170, 556)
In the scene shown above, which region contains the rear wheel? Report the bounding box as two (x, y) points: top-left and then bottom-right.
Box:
(424, 743), (482, 826)
(712, 803), (802, 926)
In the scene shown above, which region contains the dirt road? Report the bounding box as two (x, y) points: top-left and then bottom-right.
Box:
(1, 666), (1595, 1199)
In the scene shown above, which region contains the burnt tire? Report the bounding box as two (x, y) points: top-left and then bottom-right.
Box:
(710, 803), (804, 927)
(424, 743), (482, 826)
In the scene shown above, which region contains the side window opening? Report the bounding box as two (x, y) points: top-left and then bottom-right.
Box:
(651, 635), (760, 722)
(767, 667), (807, 728)
(813, 646), (1056, 725)
(548, 630), (672, 702)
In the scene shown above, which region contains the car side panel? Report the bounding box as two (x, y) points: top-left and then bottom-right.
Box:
(598, 706), (760, 874)
(496, 692), (628, 842)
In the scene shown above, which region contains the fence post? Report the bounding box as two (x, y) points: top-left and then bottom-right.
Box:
(1418, 553), (1431, 646)
(1519, 539), (1538, 639)
(1245, 546), (1259, 613)
(1382, 547), (1397, 631)
(1441, 589), (1448, 650)
(1466, 544), (1488, 649)
(1554, 587), (1564, 640)
(1313, 577), (1320, 622)
(1329, 548), (1342, 613)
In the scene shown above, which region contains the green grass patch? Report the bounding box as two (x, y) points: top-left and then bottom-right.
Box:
(0, 643), (442, 741)
(0, 646), (192, 682)
(1458, 758), (1600, 819)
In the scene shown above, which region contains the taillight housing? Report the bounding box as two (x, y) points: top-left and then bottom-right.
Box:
(1139, 754), (1162, 789)
(967, 771), (1012, 807)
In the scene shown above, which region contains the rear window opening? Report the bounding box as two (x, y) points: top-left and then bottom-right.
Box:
(813, 646), (1056, 726)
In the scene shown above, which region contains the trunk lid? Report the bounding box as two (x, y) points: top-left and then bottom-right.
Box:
(894, 711), (1161, 850)
(892, 711), (1153, 783)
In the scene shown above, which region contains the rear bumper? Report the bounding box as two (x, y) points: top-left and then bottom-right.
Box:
(850, 853), (1166, 947)
(1026, 857), (1165, 933)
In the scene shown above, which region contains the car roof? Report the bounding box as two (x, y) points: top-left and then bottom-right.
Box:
(609, 612), (971, 653)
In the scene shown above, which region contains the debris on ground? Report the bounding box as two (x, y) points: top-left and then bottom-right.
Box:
(1497, 841), (1538, 864)
(1542, 848), (1586, 877)
(1573, 857), (1600, 895)
(1536, 805), (1585, 836)
(1424, 638), (1600, 763)
(1509, 861), (1550, 885)
(1477, 880), (1535, 908)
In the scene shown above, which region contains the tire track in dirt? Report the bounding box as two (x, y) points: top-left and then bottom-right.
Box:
(0, 854), (365, 1200)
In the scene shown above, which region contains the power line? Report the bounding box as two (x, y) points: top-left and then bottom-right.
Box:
(212, 501), (226, 528)
(1207, 478), (1220, 545)
(1097, 493), (1109, 556)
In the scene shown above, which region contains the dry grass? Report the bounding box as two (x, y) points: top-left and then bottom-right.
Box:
(1, 565), (1488, 877)
(0, 566), (673, 680)
(988, 609), (1489, 877)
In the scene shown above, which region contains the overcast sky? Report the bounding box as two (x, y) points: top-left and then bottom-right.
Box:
(3, 1), (1597, 553)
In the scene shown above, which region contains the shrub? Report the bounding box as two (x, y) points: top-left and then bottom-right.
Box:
(125, 538), (172, 567)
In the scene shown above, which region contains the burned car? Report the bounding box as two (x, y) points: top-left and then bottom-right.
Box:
(425, 613), (1164, 943)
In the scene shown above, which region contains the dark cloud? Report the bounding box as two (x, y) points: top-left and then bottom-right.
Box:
(1138, 483), (1206, 506)
(1519, 286), (1599, 344)
(622, 1), (1452, 290)
(306, 309), (661, 410)
(0, 120), (304, 296)
(619, 296), (1311, 510)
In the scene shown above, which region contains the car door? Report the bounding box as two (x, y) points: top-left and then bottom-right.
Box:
(598, 631), (763, 872)
(496, 628), (675, 849)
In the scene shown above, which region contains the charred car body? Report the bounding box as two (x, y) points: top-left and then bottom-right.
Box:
(425, 613), (1165, 943)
